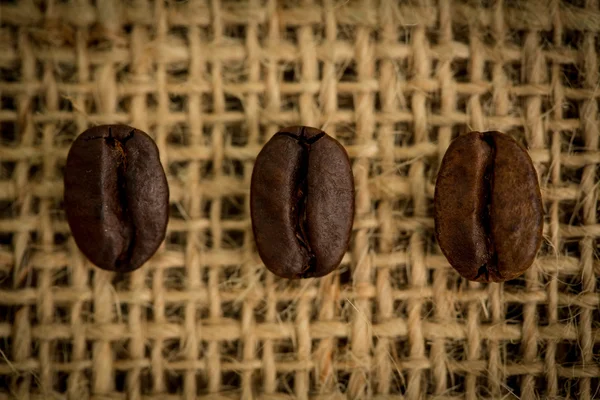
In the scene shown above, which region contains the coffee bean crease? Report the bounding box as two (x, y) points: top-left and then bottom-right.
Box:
(64, 124), (169, 273)
(434, 131), (543, 283)
(250, 126), (354, 279)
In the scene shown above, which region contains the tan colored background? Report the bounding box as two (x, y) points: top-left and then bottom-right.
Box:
(1, 0), (599, 399)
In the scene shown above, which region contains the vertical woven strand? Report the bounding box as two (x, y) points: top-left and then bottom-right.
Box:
(488, 1), (509, 396)
(431, 0), (454, 395)
(207, 0), (225, 394)
(129, 1), (151, 134)
(466, 32), (484, 132)
(465, 11), (486, 400)
(296, 0), (320, 398)
(9, 6), (38, 398)
(182, 18), (205, 400)
(313, 1), (341, 395)
(348, 1), (376, 397)
(38, 2), (63, 392)
(545, 0), (563, 397)
(374, 0), (399, 396)
(405, 6), (431, 398)
(288, 2), (319, 397)
(66, 14), (93, 400)
(261, 0), (282, 395)
(127, 1), (152, 398)
(150, 0), (169, 394)
(10, 19), (38, 398)
(520, 13), (547, 400)
(90, 1), (121, 394)
(91, 269), (115, 396)
(240, 0), (261, 397)
(11, 306), (31, 398)
(576, 1), (599, 398)
(11, 27), (34, 294)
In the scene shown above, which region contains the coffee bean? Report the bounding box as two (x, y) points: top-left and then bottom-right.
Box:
(434, 131), (544, 282)
(64, 124), (169, 272)
(250, 126), (354, 279)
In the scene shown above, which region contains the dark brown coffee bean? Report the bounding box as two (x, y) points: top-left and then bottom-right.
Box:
(250, 126), (354, 279)
(434, 131), (544, 282)
(64, 124), (169, 272)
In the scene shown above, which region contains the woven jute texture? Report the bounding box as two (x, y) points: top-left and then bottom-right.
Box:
(1, 0), (599, 399)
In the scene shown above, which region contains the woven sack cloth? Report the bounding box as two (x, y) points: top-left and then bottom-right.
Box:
(0, 1), (599, 399)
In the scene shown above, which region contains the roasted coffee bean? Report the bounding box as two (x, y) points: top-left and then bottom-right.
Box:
(250, 126), (354, 279)
(64, 124), (169, 272)
(433, 131), (544, 282)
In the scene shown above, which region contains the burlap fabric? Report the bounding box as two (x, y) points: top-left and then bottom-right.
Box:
(1, 0), (599, 399)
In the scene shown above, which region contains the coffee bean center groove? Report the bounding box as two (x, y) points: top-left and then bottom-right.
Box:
(274, 128), (328, 277)
(106, 127), (137, 268)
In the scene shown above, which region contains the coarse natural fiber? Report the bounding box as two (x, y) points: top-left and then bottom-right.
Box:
(0, 0), (599, 399)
